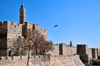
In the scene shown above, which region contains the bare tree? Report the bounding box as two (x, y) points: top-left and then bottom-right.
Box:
(11, 36), (26, 56)
(11, 28), (54, 56)
(38, 40), (54, 55)
(26, 29), (54, 55)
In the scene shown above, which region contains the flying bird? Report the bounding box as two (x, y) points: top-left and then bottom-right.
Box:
(54, 25), (58, 28)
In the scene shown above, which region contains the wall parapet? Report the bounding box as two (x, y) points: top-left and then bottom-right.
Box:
(0, 55), (79, 63)
(0, 21), (23, 27)
(40, 28), (47, 32)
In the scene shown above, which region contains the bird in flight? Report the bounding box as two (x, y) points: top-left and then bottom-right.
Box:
(54, 25), (58, 28)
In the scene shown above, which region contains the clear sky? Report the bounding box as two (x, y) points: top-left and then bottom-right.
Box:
(0, 0), (100, 48)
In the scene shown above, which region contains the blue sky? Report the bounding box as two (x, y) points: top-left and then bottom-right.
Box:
(0, 0), (100, 48)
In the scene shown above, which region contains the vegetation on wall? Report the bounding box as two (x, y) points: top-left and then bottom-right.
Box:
(98, 56), (100, 60)
(90, 59), (100, 65)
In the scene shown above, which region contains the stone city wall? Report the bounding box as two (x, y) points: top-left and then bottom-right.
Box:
(7, 21), (23, 38)
(77, 44), (89, 64)
(59, 43), (66, 55)
(59, 43), (77, 55)
(47, 44), (59, 55)
(47, 43), (77, 55)
(97, 48), (99, 58)
(0, 21), (7, 34)
(0, 21), (7, 56)
(0, 55), (75, 63)
(65, 46), (77, 55)
(91, 48), (97, 59)
(50, 55), (85, 66)
(7, 21), (23, 52)
(0, 55), (50, 63)
(23, 22), (47, 39)
(88, 48), (92, 59)
(0, 38), (7, 56)
(0, 55), (85, 66)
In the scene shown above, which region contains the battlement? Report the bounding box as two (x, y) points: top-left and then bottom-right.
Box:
(53, 44), (59, 46)
(77, 44), (87, 46)
(0, 55), (79, 63)
(24, 22), (40, 30)
(77, 44), (88, 51)
(40, 28), (47, 32)
(51, 55), (79, 58)
(7, 21), (23, 27)
(91, 48), (96, 50)
(34, 23), (40, 26)
(0, 21), (8, 26)
(59, 43), (66, 45)
(0, 21), (23, 27)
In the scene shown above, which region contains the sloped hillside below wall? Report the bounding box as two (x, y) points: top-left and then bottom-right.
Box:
(0, 55), (85, 66)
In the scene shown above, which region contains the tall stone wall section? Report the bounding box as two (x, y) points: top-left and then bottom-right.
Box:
(87, 48), (92, 59)
(7, 21), (23, 46)
(59, 43), (77, 55)
(47, 43), (77, 55)
(7, 21), (23, 38)
(97, 48), (99, 58)
(47, 44), (59, 55)
(0, 21), (48, 56)
(59, 43), (66, 55)
(65, 46), (77, 55)
(0, 21), (7, 34)
(22, 22), (47, 39)
(50, 55), (85, 66)
(6, 21), (23, 56)
(77, 44), (90, 65)
(0, 21), (7, 56)
(91, 48), (97, 59)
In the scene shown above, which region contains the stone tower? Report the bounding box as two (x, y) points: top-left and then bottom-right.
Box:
(20, 4), (25, 24)
(77, 44), (90, 65)
(70, 41), (73, 46)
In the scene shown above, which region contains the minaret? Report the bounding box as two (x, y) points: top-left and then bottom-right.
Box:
(70, 41), (73, 46)
(20, 4), (25, 24)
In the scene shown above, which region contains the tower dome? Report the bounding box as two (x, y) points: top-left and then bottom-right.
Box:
(21, 4), (24, 9)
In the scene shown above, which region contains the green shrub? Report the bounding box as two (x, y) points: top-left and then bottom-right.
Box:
(98, 56), (100, 60)
(13, 54), (19, 56)
(91, 60), (100, 65)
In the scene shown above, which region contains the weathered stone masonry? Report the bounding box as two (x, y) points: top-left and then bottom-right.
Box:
(0, 55), (85, 66)
(0, 21), (47, 56)
(47, 43), (99, 65)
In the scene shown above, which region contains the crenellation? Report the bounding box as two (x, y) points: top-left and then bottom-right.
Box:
(0, 21), (7, 25)
(41, 28), (46, 32)
(11, 22), (13, 25)
(18, 23), (23, 26)
(12, 22), (18, 25)
(35, 24), (40, 26)
(13, 56), (20, 60)
(0, 22), (3, 25)
(91, 48), (97, 59)
(3, 21), (8, 24)
(7, 57), (12, 61)
(0, 55), (85, 66)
